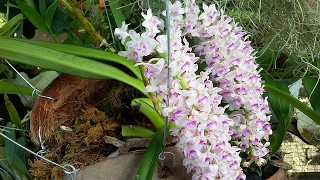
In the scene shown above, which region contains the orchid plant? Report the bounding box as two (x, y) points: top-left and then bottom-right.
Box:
(115, 0), (271, 179)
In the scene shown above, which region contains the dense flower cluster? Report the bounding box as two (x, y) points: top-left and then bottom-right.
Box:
(115, 0), (271, 179)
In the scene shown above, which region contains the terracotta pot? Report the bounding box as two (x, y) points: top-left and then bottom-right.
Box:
(267, 168), (286, 180)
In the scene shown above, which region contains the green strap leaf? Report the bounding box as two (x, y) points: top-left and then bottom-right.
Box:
(0, 81), (33, 95)
(131, 99), (164, 130)
(136, 126), (164, 180)
(122, 125), (155, 138)
(133, 98), (154, 107)
(15, 38), (141, 79)
(264, 83), (320, 125)
(0, 36), (146, 96)
(107, 0), (126, 28)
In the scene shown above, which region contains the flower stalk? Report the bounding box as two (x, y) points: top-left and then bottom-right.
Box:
(60, 0), (116, 52)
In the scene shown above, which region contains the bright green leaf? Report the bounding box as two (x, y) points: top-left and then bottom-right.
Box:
(131, 99), (164, 130)
(136, 126), (164, 180)
(133, 98), (153, 107)
(107, 0), (126, 28)
(122, 125), (155, 138)
(15, 38), (141, 79)
(0, 81), (33, 96)
(86, 0), (92, 13)
(4, 94), (22, 131)
(0, 36), (146, 96)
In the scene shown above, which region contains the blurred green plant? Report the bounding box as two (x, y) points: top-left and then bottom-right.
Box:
(0, 94), (32, 180)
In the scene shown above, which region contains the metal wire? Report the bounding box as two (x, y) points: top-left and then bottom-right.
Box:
(4, 59), (55, 100)
(0, 62), (30, 104)
(0, 132), (78, 179)
(102, 0), (117, 51)
(158, 0), (175, 168)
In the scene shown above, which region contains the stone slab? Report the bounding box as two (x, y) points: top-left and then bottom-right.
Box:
(62, 147), (192, 180)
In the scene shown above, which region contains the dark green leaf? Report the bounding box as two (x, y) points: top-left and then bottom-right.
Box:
(0, 147), (32, 180)
(16, 137), (27, 166)
(50, 6), (75, 34)
(0, 168), (14, 180)
(25, 0), (37, 9)
(4, 3), (19, 9)
(255, 44), (279, 71)
(302, 77), (320, 115)
(39, 0), (46, 17)
(62, 28), (85, 46)
(46, 0), (58, 27)
(0, 160), (15, 180)
(265, 77), (294, 155)
(15, 0), (47, 32)
(4, 122), (16, 166)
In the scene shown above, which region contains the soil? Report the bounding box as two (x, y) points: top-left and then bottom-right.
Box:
(29, 107), (120, 180)
(28, 74), (152, 180)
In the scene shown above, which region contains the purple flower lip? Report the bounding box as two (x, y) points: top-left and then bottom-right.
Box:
(263, 124), (271, 130)
(232, 58), (240, 65)
(242, 129), (251, 136)
(186, 120), (197, 130)
(256, 120), (264, 126)
(198, 96), (208, 104)
(186, 149), (197, 158)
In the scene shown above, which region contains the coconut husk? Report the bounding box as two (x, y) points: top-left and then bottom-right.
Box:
(30, 74), (118, 146)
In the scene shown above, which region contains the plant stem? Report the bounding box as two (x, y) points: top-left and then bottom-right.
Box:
(264, 84), (320, 125)
(60, 0), (116, 52)
(59, 0), (73, 12)
(138, 65), (163, 115)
